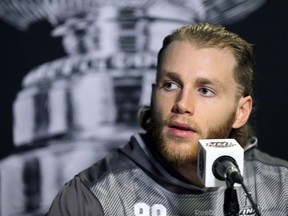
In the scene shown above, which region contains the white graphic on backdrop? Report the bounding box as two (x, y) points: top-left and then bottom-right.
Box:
(0, 0), (266, 215)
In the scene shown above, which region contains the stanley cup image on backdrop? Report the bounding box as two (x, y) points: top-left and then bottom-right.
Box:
(0, 0), (266, 215)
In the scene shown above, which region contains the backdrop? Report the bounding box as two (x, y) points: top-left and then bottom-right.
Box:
(0, 0), (287, 215)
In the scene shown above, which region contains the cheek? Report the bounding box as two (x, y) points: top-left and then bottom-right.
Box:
(154, 92), (175, 113)
(153, 103), (167, 122)
(202, 98), (237, 114)
(198, 104), (236, 125)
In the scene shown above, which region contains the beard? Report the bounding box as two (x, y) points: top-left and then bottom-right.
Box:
(150, 109), (237, 168)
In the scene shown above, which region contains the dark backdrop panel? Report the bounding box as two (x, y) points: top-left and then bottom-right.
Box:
(1, 0), (287, 161)
(227, 0), (288, 160)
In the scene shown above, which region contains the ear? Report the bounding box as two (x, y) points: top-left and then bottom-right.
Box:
(150, 83), (156, 105)
(232, 96), (253, 129)
(152, 83), (156, 93)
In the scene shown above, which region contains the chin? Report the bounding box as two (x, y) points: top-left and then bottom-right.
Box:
(165, 140), (197, 157)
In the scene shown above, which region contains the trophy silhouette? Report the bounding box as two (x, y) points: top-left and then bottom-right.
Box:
(0, 0), (265, 215)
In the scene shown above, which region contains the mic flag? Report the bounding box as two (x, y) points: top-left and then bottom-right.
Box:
(197, 139), (244, 187)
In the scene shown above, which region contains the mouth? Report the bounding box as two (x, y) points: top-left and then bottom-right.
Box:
(167, 121), (196, 138)
(169, 121), (195, 131)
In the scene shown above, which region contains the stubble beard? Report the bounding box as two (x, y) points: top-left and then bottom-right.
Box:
(150, 109), (237, 168)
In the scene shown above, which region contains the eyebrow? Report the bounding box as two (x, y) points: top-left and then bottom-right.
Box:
(195, 77), (225, 91)
(158, 70), (181, 83)
(158, 70), (225, 91)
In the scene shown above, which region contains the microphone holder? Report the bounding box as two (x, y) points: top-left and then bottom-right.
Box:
(223, 178), (240, 216)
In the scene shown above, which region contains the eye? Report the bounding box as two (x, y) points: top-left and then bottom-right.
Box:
(163, 81), (180, 91)
(198, 87), (215, 97)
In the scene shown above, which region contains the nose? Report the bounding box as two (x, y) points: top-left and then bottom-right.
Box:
(172, 89), (195, 115)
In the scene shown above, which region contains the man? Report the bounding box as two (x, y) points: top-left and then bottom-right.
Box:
(47, 23), (288, 215)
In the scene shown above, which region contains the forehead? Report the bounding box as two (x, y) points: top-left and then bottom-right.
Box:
(158, 40), (237, 82)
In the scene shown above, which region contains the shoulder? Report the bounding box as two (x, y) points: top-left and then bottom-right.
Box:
(78, 145), (138, 188)
(245, 146), (288, 169)
(244, 146), (288, 187)
(46, 139), (140, 215)
(46, 176), (104, 215)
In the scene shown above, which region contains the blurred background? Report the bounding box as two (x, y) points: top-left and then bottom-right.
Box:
(0, 0), (287, 215)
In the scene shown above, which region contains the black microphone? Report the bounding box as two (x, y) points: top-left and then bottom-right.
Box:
(212, 155), (244, 184)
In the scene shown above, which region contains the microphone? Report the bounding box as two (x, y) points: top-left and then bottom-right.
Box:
(197, 139), (244, 187)
(212, 155), (243, 184)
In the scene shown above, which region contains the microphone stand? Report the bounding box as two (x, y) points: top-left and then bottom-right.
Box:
(211, 155), (261, 215)
(223, 172), (261, 216)
(223, 178), (239, 216)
